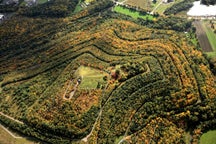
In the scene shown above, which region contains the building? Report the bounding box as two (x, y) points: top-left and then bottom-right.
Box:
(0, 14), (5, 21)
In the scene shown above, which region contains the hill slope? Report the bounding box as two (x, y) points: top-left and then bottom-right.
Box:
(0, 2), (216, 143)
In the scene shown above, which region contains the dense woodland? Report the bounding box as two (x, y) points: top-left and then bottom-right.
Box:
(201, 0), (216, 5)
(0, 0), (216, 143)
(164, 0), (194, 15)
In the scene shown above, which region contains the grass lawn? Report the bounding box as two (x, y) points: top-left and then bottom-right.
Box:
(113, 5), (155, 20)
(75, 66), (108, 89)
(200, 130), (216, 144)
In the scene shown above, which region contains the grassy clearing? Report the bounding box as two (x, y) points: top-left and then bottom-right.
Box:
(200, 130), (216, 144)
(0, 124), (37, 144)
(113, 5), (155, 20)
(202, 21), (216, 51)
(75, 66), (108, 89)
(202, 20), (216, 58)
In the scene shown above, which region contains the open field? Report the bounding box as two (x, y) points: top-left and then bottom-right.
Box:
(193, 21), (213, 52)
(193, 20), (216, 58)
(0, 124), (37, 144)
(125, 0), (152, 11)
(200, 130), (216, 144)
(75, 66), (108, 89)
(113, 5), (155, 20)
(202, 21), (216, 51)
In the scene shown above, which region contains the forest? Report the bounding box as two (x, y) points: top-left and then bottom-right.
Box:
(0, 0), (216, 143)
(201, 0), (216, 5)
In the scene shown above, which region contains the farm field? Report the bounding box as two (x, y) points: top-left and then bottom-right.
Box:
(193, 20), (216, 58)
(193, 21), (213, 52)
(202, 20), (216, 57)
(113, 5), (155, 20)
(125, 0), (152, 11)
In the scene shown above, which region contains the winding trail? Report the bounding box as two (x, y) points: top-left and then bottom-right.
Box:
(0, 112), (24, 139)
(0, 112), (23, 124)
(82, 64), (150, 143)
(150, 0), (163, 14)
(117, 64), (150, 144)
(82, 110), (102, 142)
(0, 124), (22, 139)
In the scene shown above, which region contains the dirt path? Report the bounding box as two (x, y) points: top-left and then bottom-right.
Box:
(117, 64), (151, 144)
(0, 112), (23, 125)
(150, 0), (163, 14)
(82, 110), (102, 142)
(82, 64), (150, 143)
(0, 124), (22, 139)
(193, 21), (213, 52)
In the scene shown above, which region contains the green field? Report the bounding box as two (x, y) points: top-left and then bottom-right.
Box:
(74, 0), (83, 13)
(200, 130), (216, 144)
(203, 22), (216, 51)
(202, 21), (216, 58)
(75, 66), (107, 89)
(113, 5), (155, 20)
(0, 124), (37, 144)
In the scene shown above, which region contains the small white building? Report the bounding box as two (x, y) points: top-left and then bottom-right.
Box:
(0, 14), (5, 20)
(163, 0), (174, 3)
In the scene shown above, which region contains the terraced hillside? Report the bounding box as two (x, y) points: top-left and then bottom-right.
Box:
(0, 2), (216, 143)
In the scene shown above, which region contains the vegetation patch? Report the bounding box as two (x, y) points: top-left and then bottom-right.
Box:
(125, 0), (152, 11)
(200, 130), (216, 144)
(202, 21), (216, 51)
(75, 66), (108, 89)
(113, 5), (155, 20)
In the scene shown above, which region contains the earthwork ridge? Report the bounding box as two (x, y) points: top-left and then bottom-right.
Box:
(0, 12), (216, 143)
